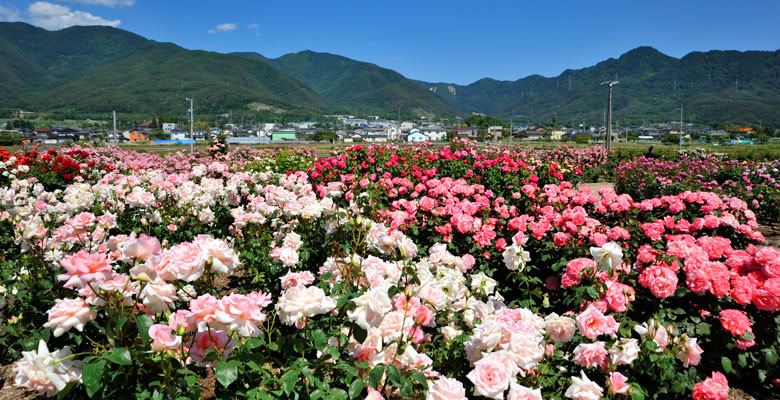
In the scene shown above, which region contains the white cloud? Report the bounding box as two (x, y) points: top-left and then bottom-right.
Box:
(58, 0), (135, 7)
(28, 1), (121, 30)
(208, 22), (236, 34)
(0, 4), (22, 22)
(247, 23), (259, 30)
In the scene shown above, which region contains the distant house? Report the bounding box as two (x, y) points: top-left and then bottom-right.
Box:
(170, 130), (189, 140)
(454, 126), (478, 138)
(549, 129), (565, 140)
(523, 126), (547, 140)
(421, 126), (447, 141)
(385, 125), (401, 141)
(407, 129), (427, 142)
(271, 130), (297, 142)
(487, 126), (503, 139)
(162, 123), (179, 133)
(128, 129), (148, 142)
(400, 122), (415, 131)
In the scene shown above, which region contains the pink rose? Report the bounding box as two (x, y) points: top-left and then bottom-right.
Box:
(148, 324), (182, 351)
(124, 233), (161, 261)
(692, 371), (729, 400)
(576, 305), (618, 340)
(428, 377), (467, 400)
(466, 357), (510, 399)
(718, 309), (751, 337)
(43, 298), (97, 337)
(573, 342), (607, 369)
(676, 336), (703, 367)
(189, 329), (236, 366)
(608, 372), (630, 395)
(58, 250), (113, 289)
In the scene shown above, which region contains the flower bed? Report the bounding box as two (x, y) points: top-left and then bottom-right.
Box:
(614, 154), (780, 223)
(0, 140), (776, 399)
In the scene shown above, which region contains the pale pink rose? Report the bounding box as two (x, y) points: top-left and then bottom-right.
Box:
(189, 329), (236, 366)
(195, 235), (240, 274)
(378, 311), (410, 341)
(168, 242), (206, 281)
(576, 306), (617, 340)
(187, 294), (222, 331)
(347, 286), (393, 330)
(123, 233), (161, 261)
(676, 336), (704, 367)
(14, 340), (82, 397)
(278, 247), (299, 267)
(148, 324), (182, 351)
(216, 293), (267, 337)
(507, 382), (543, 400)
(545, 313), (576, 343)
(573, 342), (607, 369)
(168, 310), (196, 333)
(428, 377), (467, 400)
(565, 371), (603, 400)
(280, 271), (315, 290)
(69, 212), (96, 231)
(58, 250), (113, 289)
(167, 224), (177, 232)
(365, 386), (385, 400)
(466, 357), (510, 399)
(277, 286), (337, 327)
(608, 338), (639, 366)
(43, 298), (97, 337)
(140, 279), (178, 314)
(608, 372), (630, 395)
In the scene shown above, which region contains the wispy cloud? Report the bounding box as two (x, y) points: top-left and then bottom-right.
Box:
(389, 56), (404, 62)
(28, 1), (120, 30)
(0, 4), (22, 22)
(208, 22), (237, 34)
(57, 0), (135, 7)
(247, 23), (259, 30)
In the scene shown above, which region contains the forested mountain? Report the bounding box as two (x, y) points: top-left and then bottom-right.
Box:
(234, 50), (460, 117)
(417, 47), (780, 125)
(1, 20), (777, 125)
(0, 22), (333, 117)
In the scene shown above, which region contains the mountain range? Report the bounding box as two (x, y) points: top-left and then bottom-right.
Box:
(1, 22), (778, 126)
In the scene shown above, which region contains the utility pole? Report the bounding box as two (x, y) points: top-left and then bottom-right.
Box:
(186, 98), (194, 153)
(679, 103), (684, 152)
(601, 80), (619, 153)
(112, 110), (117, 144)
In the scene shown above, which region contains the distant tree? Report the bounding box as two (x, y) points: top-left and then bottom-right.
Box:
(691, 132), (701, 140)
(4, 121), (11, 130)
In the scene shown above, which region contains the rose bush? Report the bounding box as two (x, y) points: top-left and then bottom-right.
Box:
(0, 140), (776, 399)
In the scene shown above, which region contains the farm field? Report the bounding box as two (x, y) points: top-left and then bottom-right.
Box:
(0, 139), (778, 399)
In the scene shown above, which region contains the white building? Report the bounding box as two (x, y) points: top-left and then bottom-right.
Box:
(421, 126), (447, 141)
(162, 123), (179, 133)
(400, 121), (415, 130)
(385, 125), (401, 141)
(407, 128), (427, 142)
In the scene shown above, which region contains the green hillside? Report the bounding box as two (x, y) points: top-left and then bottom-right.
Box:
(0, 22), (334, 117)
(235, 50), (460, 117)
(418, 46), (780, 126)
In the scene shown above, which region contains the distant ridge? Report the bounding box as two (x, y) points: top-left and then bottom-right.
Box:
(0, 21), (778, 125)
(417, 46), (780, 125)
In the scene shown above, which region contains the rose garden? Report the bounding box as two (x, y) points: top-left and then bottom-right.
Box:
(0, 140), (778, 399)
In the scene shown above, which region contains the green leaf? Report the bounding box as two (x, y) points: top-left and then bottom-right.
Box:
(105, 348), (132, 366)
(353, 326), (367, 343)
(215, 360), (238, 387)
(329, 388), (348, 400)
(400, 377), (412, 398)
(721, 356), (735, 374)
(313, 329), (328, 351)
(411, 371), (428, 387)
(283, 370), (300, 394)
(763, 348), (778, 365)
(369, 364), (384, 388)
(386, 365), (401, 385)
(135, 314), (154, 344)
(348, 378), (365, 399)
(695, 323), (710, 336)
(82, 360), (106, 398)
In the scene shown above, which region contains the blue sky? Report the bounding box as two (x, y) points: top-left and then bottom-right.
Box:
(1, 0), (778, 84)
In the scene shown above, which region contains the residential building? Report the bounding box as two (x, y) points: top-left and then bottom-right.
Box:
(128, 129), (148, 142)
(162, 123), (179, 133)
(271, 130), (297, 142)
(421, 126), (447, 141)
(407, 128), (427, 142)
(454, 126), (478, 138)
(487, 125), (504, 139)
(400, 122), (415, 131)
